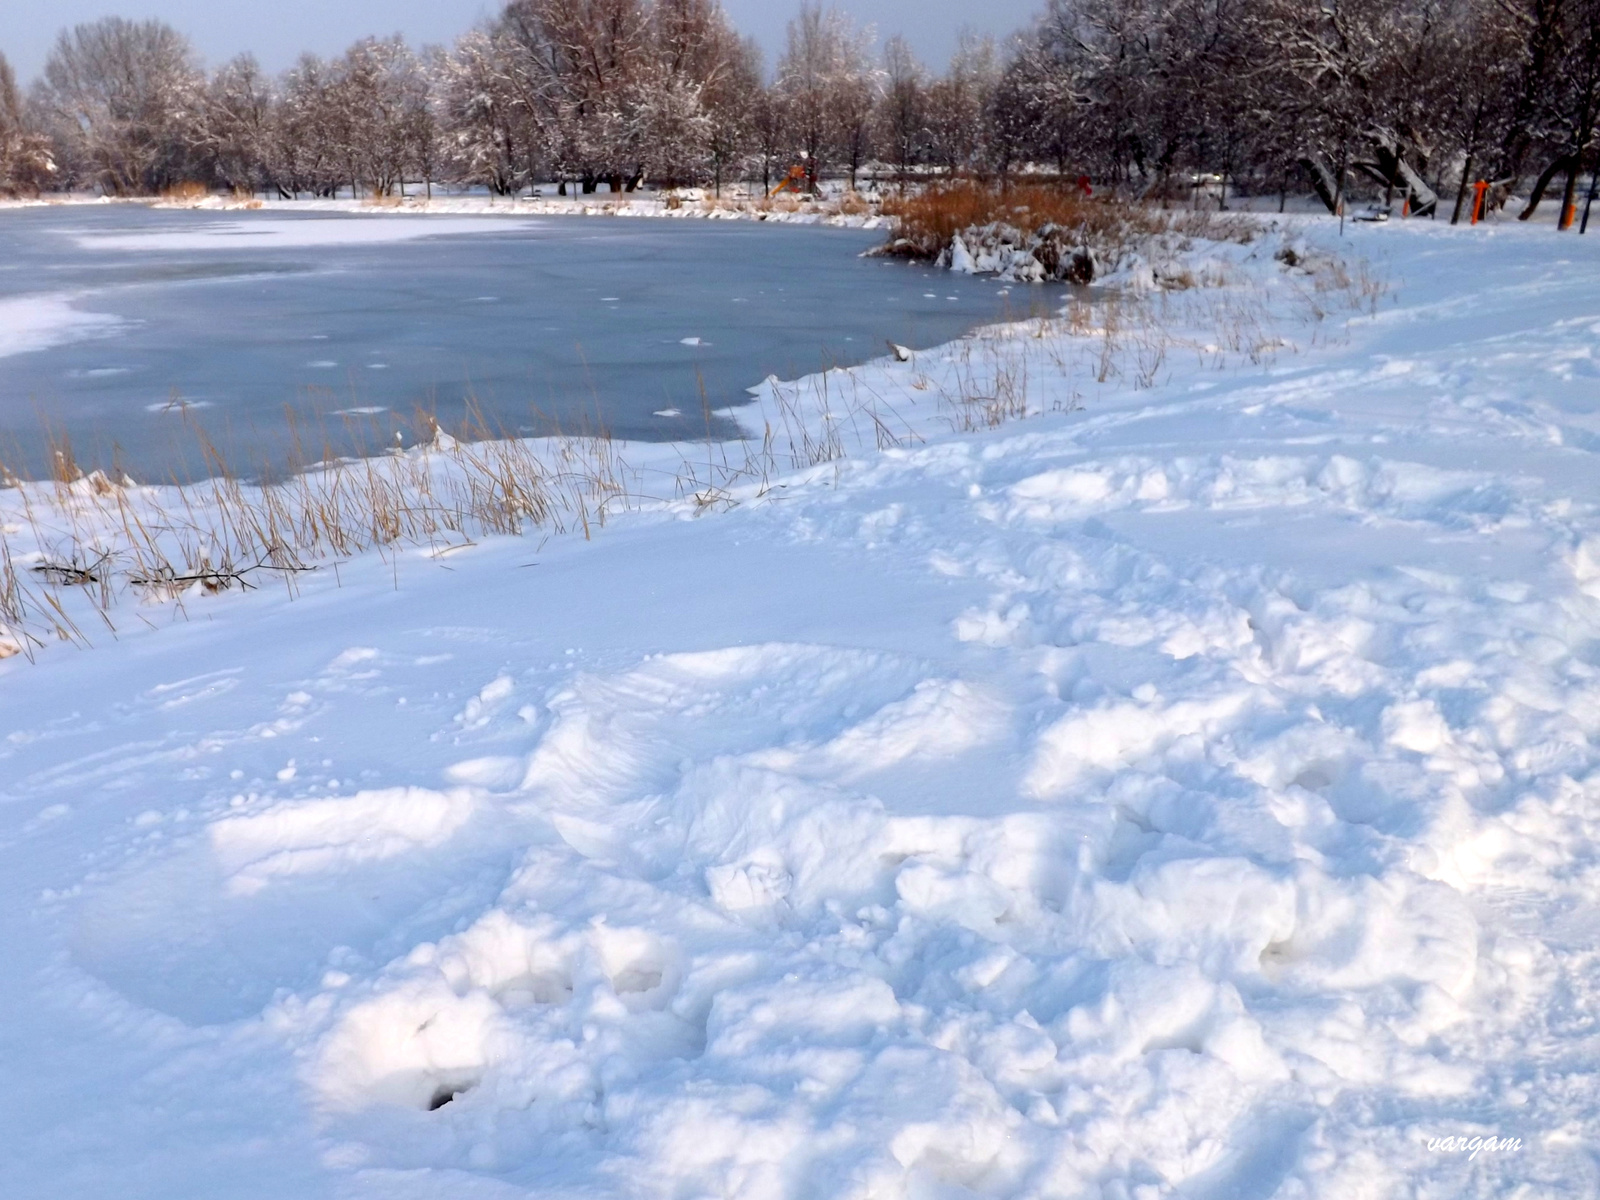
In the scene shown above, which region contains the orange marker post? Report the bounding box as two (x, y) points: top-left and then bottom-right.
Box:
(1471, 180), (1489, 225)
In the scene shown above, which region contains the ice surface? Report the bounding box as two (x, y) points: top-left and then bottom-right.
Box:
(73, 216), (541, 252)
(0, 206), (1010, 479)
(2, 216), (1599, 1197)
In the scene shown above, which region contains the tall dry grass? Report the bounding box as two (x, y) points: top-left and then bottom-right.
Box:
(0, 400), (635, 660)
(881, 180), (1258, 272)
(881, 181), (1115, 257)
(159, 181), (210, 203)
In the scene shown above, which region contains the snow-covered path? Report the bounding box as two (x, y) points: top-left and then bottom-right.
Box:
(3, 218), (1599, 1198)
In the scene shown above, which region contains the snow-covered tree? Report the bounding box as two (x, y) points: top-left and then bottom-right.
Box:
(32, 17), (204, 194)
(0, 52), (55, 195)
(877, 36), (928, 182)
(925, 31), (998, 176)
(200, 54), (274, 194)
(773, 4), (878, 191)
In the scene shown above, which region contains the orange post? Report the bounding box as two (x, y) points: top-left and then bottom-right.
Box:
(1471, 179), (1489, 224)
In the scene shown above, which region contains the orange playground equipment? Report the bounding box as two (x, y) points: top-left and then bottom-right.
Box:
(768, 165), (808, 197)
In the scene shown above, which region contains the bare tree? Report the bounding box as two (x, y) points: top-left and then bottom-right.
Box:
(11, 0), (1594, 218)
(439, 30), (540, 195)
(643, 0), (757, 186)
(773, 4), (877, 190)
(500, 0), (654, 192)
(878, 35), (928, 183)
(334, 37), (431, 197)
(32, 17), (204, 194)
(927, 31), (998, 177)
(704, 33), (761, 194)
(201, 54), (274, 195)
(0, 52), (56, 195)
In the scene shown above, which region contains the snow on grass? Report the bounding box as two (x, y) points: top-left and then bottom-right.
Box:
(2, 215), (1600, 1197)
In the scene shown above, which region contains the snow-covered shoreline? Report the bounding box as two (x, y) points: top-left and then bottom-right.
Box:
(4, 215), (1600, 1198)
(0, 189), (891, 229)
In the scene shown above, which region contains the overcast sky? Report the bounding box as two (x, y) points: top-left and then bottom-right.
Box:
(0, 0), (1044, 86)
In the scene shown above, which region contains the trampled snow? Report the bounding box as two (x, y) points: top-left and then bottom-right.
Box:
(2, 215), (1598, 1198)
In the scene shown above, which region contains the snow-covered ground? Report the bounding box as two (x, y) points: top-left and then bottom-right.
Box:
(3, 215), (1599, 1198)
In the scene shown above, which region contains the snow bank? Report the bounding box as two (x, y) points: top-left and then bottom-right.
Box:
(145, 191), (889, 229)
(2, 215), (1599, 1197)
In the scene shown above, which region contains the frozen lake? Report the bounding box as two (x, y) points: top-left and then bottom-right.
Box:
(0, 206), (1030, 480)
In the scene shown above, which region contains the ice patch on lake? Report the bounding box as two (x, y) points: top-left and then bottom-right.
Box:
(73, 216), (539, 253)
(0, 293), (125, 359)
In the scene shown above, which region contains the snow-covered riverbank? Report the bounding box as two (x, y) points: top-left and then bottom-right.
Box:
(0, 189), (890, 228)
(2, 215), (1598, 1198)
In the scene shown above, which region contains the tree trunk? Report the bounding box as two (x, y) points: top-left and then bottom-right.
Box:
(1518, 156), (1570, 219)
(1299, 155), (1340, 215)
(1559, 157), (1580, 229)
(1451, 150), (1476, 225)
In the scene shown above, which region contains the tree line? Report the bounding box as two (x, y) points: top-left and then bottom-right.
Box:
(3, 0), (1600, 223)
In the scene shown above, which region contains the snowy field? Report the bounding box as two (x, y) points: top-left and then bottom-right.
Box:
(2, 215), (1598, 1198)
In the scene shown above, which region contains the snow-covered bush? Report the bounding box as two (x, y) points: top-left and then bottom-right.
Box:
(879, 181), (1257, 285)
